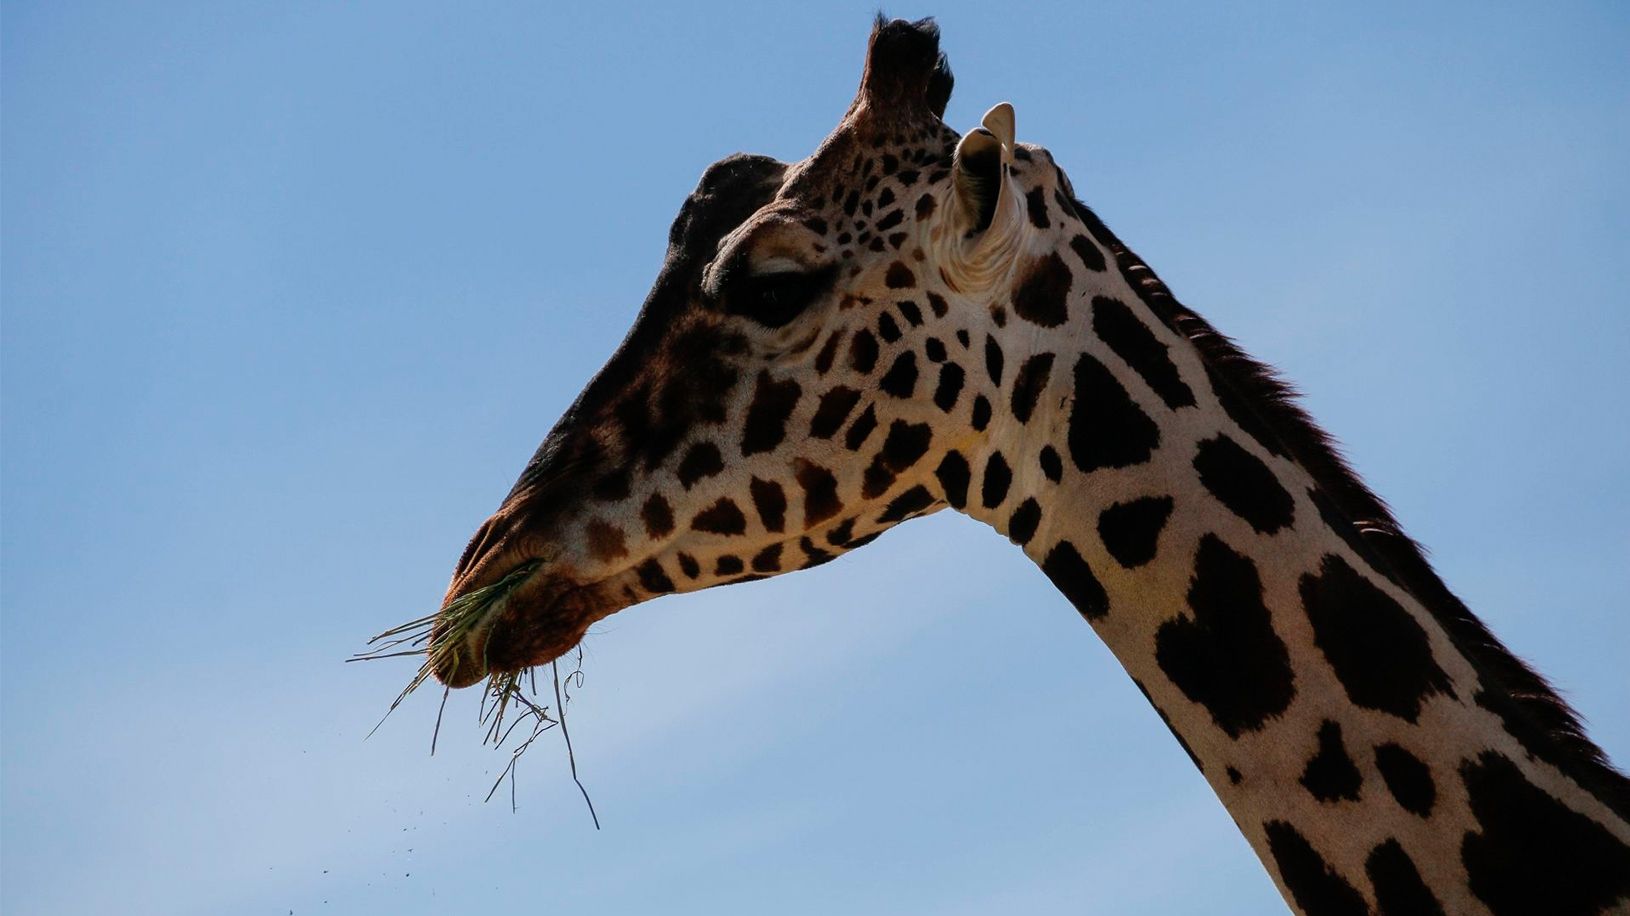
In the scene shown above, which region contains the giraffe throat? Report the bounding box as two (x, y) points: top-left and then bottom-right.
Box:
(415, 16), (1630, 915)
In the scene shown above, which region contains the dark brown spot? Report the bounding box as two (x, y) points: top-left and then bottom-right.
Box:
(799, 536), (835, 569)
(1092, 295), (1195, 409)
(1264, 821), (1368, 916)
(641, 494), (674, 538)
(1096, 496), (1174, 568)
(1193, 434), (1293, 534)
(1301, 554), (1453, 723)
(1007, 499), (1042, 545)
(877, 312), (902, 343)
(591, 460), (632, 502)
(749, 477), (787, 533)
(878, 484), (935, 523)
(1375, 743), (1435, 817)
(971, 395), (992, 431)
(741, 371), (801, 456)
(636, 559), (675, 594)
(861, 459), (896, 499)
(796, 461), (841, 526)
(1009, 353), (1055, 423)
(1041, 540), (1108, 619)
(850, 329), (879, 373)
(1025, 186), (1050, 229)
(1069, 233), (1106, 272)
(809, 386), (861, 440)
(933, 361), (964, 412)
(935, 450), (970, 510)
(814, 330), (845, 375)
(984, 335), (1004, 385)
(751, 543), (782, 573)
(1366, 840), (1445, 916)
(677, 441), (724, 489)
(879, 420), (933, 471)
(1068, 353), (1160, 472)
(879, 352), (918, 397)
(691, 498), (747, 535)
(1038, 446), (1063, 483)
(844, 403), (878, 450)
(584, 520), (628, 562)
(1013, 252), (1072, 328)
(1460, 751), (1630, 915)
(1300, 720), (1362, 802)
(1155, 535), (1295, 738)
(981, 452), (1012, 509)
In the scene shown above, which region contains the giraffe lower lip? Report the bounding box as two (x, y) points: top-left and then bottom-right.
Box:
(430, 580), (595, 688)
(434, 652), (490, 689)
(429, 616), (496, 688)
(429, 560), (546, 689)
(479, 598), (594, 676)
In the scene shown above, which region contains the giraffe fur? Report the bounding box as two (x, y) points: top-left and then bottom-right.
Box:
(425, 16), (1630, 914)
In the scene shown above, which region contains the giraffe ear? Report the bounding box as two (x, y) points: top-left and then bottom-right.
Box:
(980, 102), (1015, 150)
(952, 127), (1003, 233)
(942, 102), (1026, 290)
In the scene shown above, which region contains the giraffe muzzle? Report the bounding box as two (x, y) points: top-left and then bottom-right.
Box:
(429, 557), (598, 689)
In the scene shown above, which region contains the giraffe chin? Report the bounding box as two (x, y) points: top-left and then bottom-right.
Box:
(429, 578), (597, 689)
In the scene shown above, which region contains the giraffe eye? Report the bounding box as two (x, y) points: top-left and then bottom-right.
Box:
(724, 266), (835, 329)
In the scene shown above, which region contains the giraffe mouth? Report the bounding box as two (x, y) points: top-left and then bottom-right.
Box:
(428, 564), (597, 689)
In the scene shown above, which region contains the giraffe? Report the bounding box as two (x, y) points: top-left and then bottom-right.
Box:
(423, 17), (1630, 914)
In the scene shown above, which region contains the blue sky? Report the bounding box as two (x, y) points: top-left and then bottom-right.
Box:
(3, 2), (1626, 913)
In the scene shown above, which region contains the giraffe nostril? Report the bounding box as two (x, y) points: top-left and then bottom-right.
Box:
(451, 515), (503, 585)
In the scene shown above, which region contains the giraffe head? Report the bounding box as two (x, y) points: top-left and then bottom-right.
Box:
(433, 17), (1090, 687)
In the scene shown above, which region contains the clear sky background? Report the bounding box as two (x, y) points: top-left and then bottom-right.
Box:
(4, 2), (1627, 914)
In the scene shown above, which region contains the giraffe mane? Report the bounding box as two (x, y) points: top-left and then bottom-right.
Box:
(1064, 195), (1630, 820)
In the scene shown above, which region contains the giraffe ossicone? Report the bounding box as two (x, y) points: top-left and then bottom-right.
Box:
(410, 16), (1630, 914)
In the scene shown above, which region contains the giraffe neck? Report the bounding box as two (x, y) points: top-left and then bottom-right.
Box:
(946, 216), (1630, 913)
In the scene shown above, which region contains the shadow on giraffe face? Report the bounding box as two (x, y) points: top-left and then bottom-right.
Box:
(428, 17), (1067, 687)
